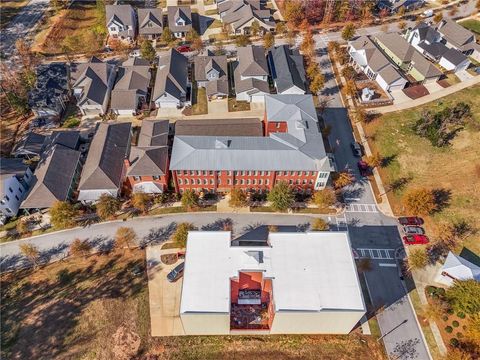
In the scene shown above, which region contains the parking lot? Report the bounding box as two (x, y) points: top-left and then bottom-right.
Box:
(146, 245), (185, 336)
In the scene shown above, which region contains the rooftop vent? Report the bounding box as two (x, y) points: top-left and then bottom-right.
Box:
(245, 250), (264, 264)
(215, 139), (230, 149)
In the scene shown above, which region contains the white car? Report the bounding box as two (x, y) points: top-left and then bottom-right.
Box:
(129, 49), (140, 57)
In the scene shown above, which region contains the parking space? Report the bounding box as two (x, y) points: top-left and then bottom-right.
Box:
(146, 245), (185, 337)
(356, 248), (396, 260)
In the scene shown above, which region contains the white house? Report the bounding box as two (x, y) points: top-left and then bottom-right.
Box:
(435, 252), (480, 287)
(437, 19), (480, 62)
(0, 159), (33, 218)
(439, 48), (470, 73)
(178, 231), (365, 335)
(105, 5), (137, 42)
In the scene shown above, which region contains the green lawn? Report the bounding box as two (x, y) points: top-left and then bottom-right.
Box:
(459, 19), (480, 35)
(364, 85), (480, 255)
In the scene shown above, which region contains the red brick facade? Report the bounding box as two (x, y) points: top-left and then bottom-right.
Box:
(124, 159), (170, 193)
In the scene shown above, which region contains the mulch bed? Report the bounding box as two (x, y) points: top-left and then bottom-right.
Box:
(403, 85), (430, 99)
(437, 79), (451, 88)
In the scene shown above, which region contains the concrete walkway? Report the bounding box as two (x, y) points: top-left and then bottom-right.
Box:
(370, 76), (480, 114)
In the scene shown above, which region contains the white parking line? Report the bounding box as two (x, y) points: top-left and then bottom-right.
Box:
(356, 248), (396, 260)
(379, 263), (397, 267)
(346, 204), (378, 213)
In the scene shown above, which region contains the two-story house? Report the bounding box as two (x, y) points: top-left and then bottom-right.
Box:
(138, 8), (163, 40)
(167, 6), (192, 39)
(106, 4), (137, 42)
(194, 50), (228, 101)
(234, 45), (270, 103)
(0, 159), (33, 218)
(437, 19), (480, 61)
(70, 57), (117, 116)
(267, 45), (307, 95)
(219, 0), (275, 35)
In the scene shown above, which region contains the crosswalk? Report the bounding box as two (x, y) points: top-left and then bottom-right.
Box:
(345, 203), (378, 213)
(356, 248), (396, 260)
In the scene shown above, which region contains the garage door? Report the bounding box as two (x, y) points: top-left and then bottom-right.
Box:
(388, 82), (405, 92)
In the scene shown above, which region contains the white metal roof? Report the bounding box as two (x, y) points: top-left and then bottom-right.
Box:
(180, 231), (365, 314)
(440, 252), (480, 284)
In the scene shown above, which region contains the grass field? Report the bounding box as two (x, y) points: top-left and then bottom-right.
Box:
(1, 249), (387, 359)
(364, 85), (480, 255)
(0, 0), (28, 29)
(460, 19), (480, 35)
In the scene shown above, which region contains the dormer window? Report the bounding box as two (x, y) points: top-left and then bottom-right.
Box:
(176, 18), (185, 26)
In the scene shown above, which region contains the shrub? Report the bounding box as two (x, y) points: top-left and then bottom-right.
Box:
(312, 187), (336, 208)
(452, 320), (460, 328)
(402, 188), (437, 216)
(96, 194), (121, 220)
(456, 332), (463, 338)
(181, 189), (199, 210)
(267, 181), (294, 211)
(442, 315), (449, 321)
(448, 308), (455, 315)
(426, 286), (437, 296)
(446, 279), (480, 315)
(311, 218), (329, 231)
(229, 188), (248, 208)
(56, 269), (73, 284)
(62, 116), (80, 128)
(449, 338), (459, 347)
(457, 312), (466, 319)
(268, 225), (278, 233)
(445, 326), (453, 333)
(173, 222), (196, 248)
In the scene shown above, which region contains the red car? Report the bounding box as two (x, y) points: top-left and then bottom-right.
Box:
(176, 45), (191, 53)
(403, 234), (429, 245)
(398, 217), (424, 226)
(357, 161), (369, 177)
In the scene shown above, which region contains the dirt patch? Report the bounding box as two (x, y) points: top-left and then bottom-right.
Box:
(403, 85), (430, 99)
(112, 324), (141, 360)
(160, 253), (178, 265)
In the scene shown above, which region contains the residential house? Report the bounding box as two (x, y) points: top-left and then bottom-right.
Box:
(437, 19), (480, 61)
(71, 57), (117, 116)
(234, 45), (270, 103)
(152, 49), (190, 108)
(194, 51), (229, 100)
(111, 58), (151, 116)
(138, 8), (163, 39)
(374, 32), (442, 84)
(435, 252), (480, 287)
(170, 94), (333, 194)
(167, 6), (192, 38)
(20, 144), (81, 210)
(405, 22), (470, 73)
(378, 0), (423, 13)
(0, 159), (33, 217)
(12, 132), (47, 159)
(267, 45), (307, 95)
(28, 63), (70, 120)
(125, 120), (169, 194)
(105, 4), (137, 42)
(179, 231), (365, 335)
(78, 122), (132, 202)
(348, 36), (407, 92)
(219, 0), (275, 35)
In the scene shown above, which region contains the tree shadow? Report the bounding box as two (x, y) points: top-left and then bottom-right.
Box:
(381, 154), (397, 168)
(432, 188), (451, 212)
(140, 223), (177, 248)
(201, 218), (234, 231)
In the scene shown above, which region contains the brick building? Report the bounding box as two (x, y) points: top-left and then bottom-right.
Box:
(169, 95), (332, 194)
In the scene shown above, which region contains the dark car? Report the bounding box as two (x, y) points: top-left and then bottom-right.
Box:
(403, 234), (430, 245)
(351, 141), (362, 157)
(403, 226), (425, 235)
(357, 160), (369, 177)
(167, 262), (184, 282)
(176, 45), (191, 53)
(398, 217), (424, 226)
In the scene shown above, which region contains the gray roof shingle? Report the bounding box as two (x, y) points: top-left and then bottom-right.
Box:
(152, 49), (188, 101)
(174, 118), (263, 137)
(167, 6), (192, 33)
(268, 45), (306, 93)
(138, 8), (163, 35)
(111, 60), (151, 111)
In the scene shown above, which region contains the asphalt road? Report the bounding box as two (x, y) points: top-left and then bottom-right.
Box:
(0, 0), (49, 61)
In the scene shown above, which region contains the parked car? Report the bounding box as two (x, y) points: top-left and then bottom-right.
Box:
(403, 234), (430, 245)
(176, 45), (191, 53)
(129, 49), (140, 57)
(403, 226), (425, 235)
(167, 262), (184, 282)
(398, 217), (424, 226)
(351, 141), (362, 157)
(357, 160), (369, 177)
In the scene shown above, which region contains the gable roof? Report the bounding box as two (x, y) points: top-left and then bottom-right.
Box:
(441, 47), (468, 66)
(194, 55), (228, 82)
(78, 122), (131, 192)
(0, 159), (29, 191)
(441, 252), (480, 282)
(167, 6), (192, 33)
(106, 4), (134, 27)
(21, 145), (80, 209)
(220, 0), (274, 31)
(138, 8), (163, 35)
(236, 45), (269, 76)
(438, 19), (475, 48)
(128, 120), (169, 177)
(12, 132), (47, 157)
(42, 130), (80, 151)
(111, 61), (151, 110)
(175, 118), (263, 137)
(268, 45), (306, 93)
(153, 49), (188, 101)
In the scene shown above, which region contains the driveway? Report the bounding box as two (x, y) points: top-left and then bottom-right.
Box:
(208, 98), (228, 114)
(147, 245), (185, 336)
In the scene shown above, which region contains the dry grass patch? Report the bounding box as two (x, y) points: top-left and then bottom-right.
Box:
(364, 85), (480, 255)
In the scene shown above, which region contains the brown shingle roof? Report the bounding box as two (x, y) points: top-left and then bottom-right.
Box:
(174, 118), (263, 137)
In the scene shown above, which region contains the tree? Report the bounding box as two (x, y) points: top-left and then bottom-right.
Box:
(115, 227), (138, 250)
(50, 201), (78, 229)
(20, 243), (40, 268)
(443, 348), (473, 360)
(333, 171), (354, 189)
(263, 31), (275, 49)
(309, 73), (325, 94)
(398, 21), (407, 31)
(364, 152), (382, 168)
(423, 299), (449, 321)
(433, 13), (443, 23)
(235, 34), (251, 47)
(344, 79), (357, 97)
(446, 279), (480, 315)
(407, 247), (428, 270)
(306, 61), (319, 80)
(275, 21), (287, 35)
(172, 222), (195, 248)
(311, 218), (329, 231)
(132, 192), (151, 214)
(267, 181), (294, 211)
(191, 37), (204, 52)
(300, 30), (314, 58)
(181, 189), (199, 210)
(51, 0), (66, 14)
(341, 65), (356, 80)
(96, 194), (121, 220)
(357, 258), (372, 273)
(161, 27), (174, 44)
(283, 0), (304, 27)
(312, 187), (337, 208)
(465, 314), (480, 347)
(69, 238), (92, 258)
(268, 225), (278, 233)
(327, 41), (340, 54)
(477, 0), (480, 11)
(229, 188), (248, 208)
(402, 188), (436, 215)
(356, 108), (367, 123)
(140, 39), (156, 62)
(305, 0), (324, 24)
(250, 20), (260, 37)
(341, 23), (356, 41)
(186, 28), (200, 43)
(449, 7), (458, 17)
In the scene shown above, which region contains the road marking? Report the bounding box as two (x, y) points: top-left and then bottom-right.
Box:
(379, 263), (397, 267)
(356, 248), (396, 260)
(346, 204), (378, 213)
(335, 214), (348, 229)
(345, 197), (361, 202)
